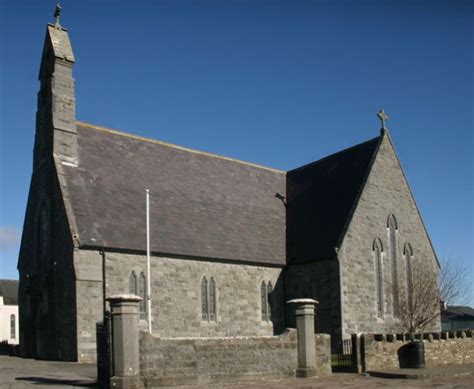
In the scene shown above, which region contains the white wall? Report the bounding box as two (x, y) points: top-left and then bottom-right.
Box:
(0, 297), (19, 345)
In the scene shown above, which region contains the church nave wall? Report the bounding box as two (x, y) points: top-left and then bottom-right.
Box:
(103, 252), (286, 338)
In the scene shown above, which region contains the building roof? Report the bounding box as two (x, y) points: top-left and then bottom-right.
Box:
(286, 135), (381, 264)
(59, 122), (286, 265)
(0, 280), (19, 305)
(442, 305), (474, 321)
(59, 121), (385, 266)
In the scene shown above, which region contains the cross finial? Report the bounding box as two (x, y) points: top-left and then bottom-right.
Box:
(377, 109), (388, 130)
(54, 3), (62, 28)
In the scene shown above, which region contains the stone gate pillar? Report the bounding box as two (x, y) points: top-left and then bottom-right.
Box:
(107, 294), (141, 389)
(287, 298), (319, 378)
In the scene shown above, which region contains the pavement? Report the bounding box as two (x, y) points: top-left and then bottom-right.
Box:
(367, 364), (474, 380)
(0, 355), (473, 388)
(0, 355), (97, 388)
(167, 365), (474, 388)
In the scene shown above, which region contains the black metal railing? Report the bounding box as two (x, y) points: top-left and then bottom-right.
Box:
(331, 338), (353, 372)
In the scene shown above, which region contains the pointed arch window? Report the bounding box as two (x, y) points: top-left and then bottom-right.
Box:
(35, 203), (49, 276)
(373, 238), (384, 318)
(139, 271), (146, 319)
(201, 276), (217, 321)
(10, 314), (16, 339)
(404, 243), (414, 313)
(129, 271), (137, 294)
(201, 276), (209, 320)
(209, 277), (216, 321)
(388, 215), (399, 317)
(129, 269), (146, 320)
(260, 280), (273, 322)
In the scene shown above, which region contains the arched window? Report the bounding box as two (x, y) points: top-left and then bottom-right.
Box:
(201, 276), (217, 321)
(388, 215), (399, 317)
(129, 271), (137, 294)
(373, 238), (384, 318)
(201, 276), (209, 320)
(10, 314), (15, 339)
(129, 270), (146, 320)
(260, 281), (266, 319)
(260, 280), (273, 322)
(139, 272), (146, 319)
(267, 281), (273, 321)
(35, 203), (48, 276)
(209, 277), (216, 321)
(404, 243), (414, 313)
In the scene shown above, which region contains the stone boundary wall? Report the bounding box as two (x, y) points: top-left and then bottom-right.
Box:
(360, 330), (474, 371)
(139, 330), (331, 387)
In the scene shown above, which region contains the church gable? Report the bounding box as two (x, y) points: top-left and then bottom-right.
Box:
(339, 131), (438, 266)
(337, 131), (439, 336)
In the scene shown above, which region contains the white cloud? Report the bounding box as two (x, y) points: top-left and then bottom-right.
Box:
(0, 226), (21, 251)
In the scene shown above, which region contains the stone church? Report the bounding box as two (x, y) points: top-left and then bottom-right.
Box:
(18, 17), (440, 363)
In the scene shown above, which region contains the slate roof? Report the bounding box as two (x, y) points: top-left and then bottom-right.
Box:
(286, 136), (381, 264)
(442, 305), (474, 320)
(0, 280), (19, 305)
(59, 122), (286, 265)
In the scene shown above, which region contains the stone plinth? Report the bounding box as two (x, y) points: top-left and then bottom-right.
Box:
(107, 294), (142, 389)
(287, 298), (319, 378)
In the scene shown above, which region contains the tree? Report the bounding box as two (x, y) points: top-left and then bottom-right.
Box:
(439, 258), (472, 307)
(396, 257), (471, 334)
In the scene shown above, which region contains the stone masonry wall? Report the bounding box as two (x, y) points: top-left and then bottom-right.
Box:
(18, 161), (77, 361)
(285, 260), (342, 346)
(74, 250), (103, 363)
(104, 251), (286, 337)
(361, 331), (474, 371)
(70, 249), (287, 363)
(338, 134), (440, 338)
(139, 330), (331, 387)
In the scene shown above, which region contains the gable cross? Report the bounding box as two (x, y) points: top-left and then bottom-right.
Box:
(377, 109), (388, 129)
(54, 4), (62, 28)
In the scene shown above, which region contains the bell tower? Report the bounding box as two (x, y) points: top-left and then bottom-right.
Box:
(35, 4), (77, 169)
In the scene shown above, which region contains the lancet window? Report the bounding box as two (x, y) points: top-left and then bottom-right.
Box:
(373, 238), (384, 318)
(261, 280), (273, 322)
(404, 243), (414, 312)
(129, 269), (146, 319)
(388, 215), (399, 317)
(201, 276), (217, 321)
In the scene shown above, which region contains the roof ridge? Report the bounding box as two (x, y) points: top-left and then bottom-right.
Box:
(76, 120), (285, 174)
(288, 135), (381, 174)
(333, 134), (384, 253)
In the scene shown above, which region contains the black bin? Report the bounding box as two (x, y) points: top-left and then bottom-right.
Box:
(398, 341), (425, 369)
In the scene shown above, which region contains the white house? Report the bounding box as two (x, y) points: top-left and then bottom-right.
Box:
(0, 280), (19, 345)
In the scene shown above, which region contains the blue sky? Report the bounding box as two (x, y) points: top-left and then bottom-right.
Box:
(1, 1), (473, 304)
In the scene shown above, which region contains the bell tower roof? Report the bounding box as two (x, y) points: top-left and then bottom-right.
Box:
(46, 23), (75, 63)
(38, 6), (75, 80)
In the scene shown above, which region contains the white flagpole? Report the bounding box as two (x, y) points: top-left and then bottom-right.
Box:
(146, 189), (152, 333)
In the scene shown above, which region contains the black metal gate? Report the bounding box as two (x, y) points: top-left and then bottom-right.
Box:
(331, 338), (354, 372)
(96, 311), (112, 386)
